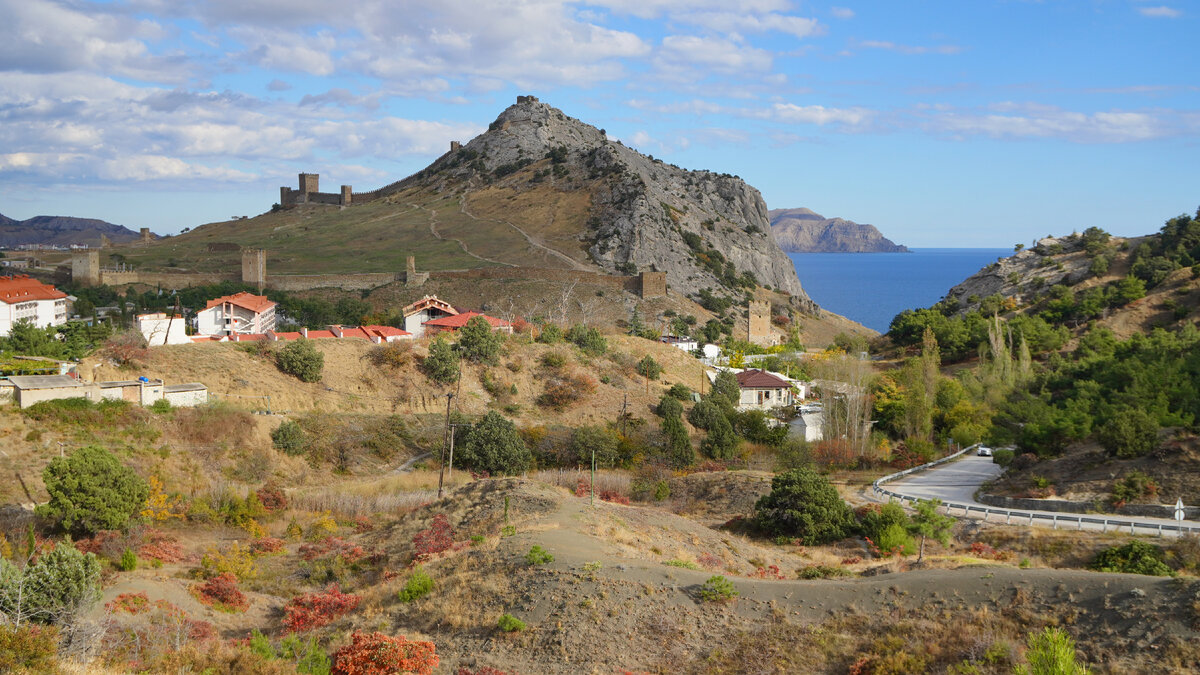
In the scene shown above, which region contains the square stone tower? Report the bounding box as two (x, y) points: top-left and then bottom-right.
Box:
(299, 173), (319, 194)
(639, 271), (666, 298)
(71, 250), (100, 286)
(748, 300), (775, 346)
(242, 248), (267, 289)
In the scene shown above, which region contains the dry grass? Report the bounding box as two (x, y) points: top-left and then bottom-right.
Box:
(529, 468), (631, 496)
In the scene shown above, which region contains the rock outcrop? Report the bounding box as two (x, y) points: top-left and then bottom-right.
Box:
(410, 97), (814, 307)
(769, 208), (907, 253)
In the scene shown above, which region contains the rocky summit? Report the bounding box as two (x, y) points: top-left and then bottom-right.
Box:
(769, 207), (908, 253)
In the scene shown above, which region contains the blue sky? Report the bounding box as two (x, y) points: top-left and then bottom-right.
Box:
(0, 0), (1195, 247)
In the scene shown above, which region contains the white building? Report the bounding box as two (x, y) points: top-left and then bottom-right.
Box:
(137, 312), (190, 346)
(401, 295), (458, 338)
(789, 411), (824, 442)
(660, 335), (699, 353)
(196, 291), (276, 337)
(735, 368), (796, 411)
(0, 275), (68, 337)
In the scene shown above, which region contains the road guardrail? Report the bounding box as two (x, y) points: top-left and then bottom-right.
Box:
(872, 445), (1200, 538)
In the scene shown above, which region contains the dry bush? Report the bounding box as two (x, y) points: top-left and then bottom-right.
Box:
(530, 469), (631, 497)
(288, 488), (435, 520)
(102, 331), (149, 366)
(169, 404), (256, 450)
(366, 341), (414, 369)
(537, 371), (597, 410)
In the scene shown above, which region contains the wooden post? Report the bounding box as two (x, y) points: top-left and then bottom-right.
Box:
(437, 392), (454, 498)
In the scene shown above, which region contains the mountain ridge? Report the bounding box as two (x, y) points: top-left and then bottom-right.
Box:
(769, 207), (907, 253)
(0, 213), (143, 248)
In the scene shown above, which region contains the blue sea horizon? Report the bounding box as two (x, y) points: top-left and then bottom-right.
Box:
(788, 248), (1011, 334)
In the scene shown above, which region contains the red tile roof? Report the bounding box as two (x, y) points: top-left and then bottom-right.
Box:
(422, 311), (511, 329)
(274, 331), (303, 341)
(306, 330), (335, 339)
(0, 275), (67, 305)
(363, 325), (410, 337)
(735, 369), (791, 389)
(402, 295), (458, 318)
(204, 291), (275, 313)
(229, 333), (268, 342)
(339, 327), (371, 340)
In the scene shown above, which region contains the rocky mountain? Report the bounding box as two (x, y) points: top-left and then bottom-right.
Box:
(0, 213), (144, 248)
(124, 96), (814, 311)
(769, 208), (907, 253)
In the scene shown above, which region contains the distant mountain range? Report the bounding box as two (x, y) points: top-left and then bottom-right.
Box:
(0, 213), (144, 248)
(769, 208), (908, 253)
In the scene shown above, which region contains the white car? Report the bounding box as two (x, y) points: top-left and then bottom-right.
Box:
(976, 446), (993, 457)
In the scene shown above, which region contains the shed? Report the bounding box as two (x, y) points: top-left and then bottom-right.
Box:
(8, 374), (90, 408)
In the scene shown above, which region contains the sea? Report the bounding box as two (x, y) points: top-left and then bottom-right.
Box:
(787, 248), (1012, 333)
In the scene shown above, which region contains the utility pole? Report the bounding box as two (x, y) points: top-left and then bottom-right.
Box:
(446, 423), (471, 480)
(437, 392), (455, 498)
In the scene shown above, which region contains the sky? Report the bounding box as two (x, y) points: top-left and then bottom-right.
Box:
(0, 0), (1196, 247)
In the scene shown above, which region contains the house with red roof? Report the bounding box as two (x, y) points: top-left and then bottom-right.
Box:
(734, 368), (796, 411)
(0, 275), (68, 337)
(196, 291), (277, 337)
(401, 295), (458, 338)
(422, 310), (513, 336)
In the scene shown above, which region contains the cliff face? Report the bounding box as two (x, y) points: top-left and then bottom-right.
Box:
(0, 213), (143, 248)
(414, 97), (812, 305)
(769, 208), (907, 253)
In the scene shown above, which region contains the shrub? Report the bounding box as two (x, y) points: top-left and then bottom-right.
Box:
(752, 467), (855, 544)
(698, 575), (738, 602)
(397, 567), (434, 603)
(456, 411), (531, 475)
(565, 325), (607, 355)
(103, 330), (149, 366)
(525, 545), (554, 565)
(367, 341), (413, 369)
(250, 537), (285, 555)
(539, 351), (567, 369)
(1111, 470), (1159, 505)
(456, 315), (505, 364)
(36, 445), (149, 536)
(0, 624), (59, 673)
(256, 482), (288, 512)
(536, 323), (563, 344)
(331, 631), (438, 675)
(796, 565), (853, 579)
(420, 337), (460, 384)
(193, 572), (249, 612)
(1089, 540), (1172, 576)
(537, 372), (597, 410)
(636, 355), (662, 380)
(992, 448), (1015, 467)
(148, 398), (172, 414)
(856, 502), (911, 542)
(1014, 626), (1090, 675)
(667, 383), (693, 400)
(656, 395), (683, 419)
(663, 559), (700, 570)
(272, 420), (308, 455)
(412, 514), (454, 562)
(496, 613), (526, 632)
(568, 425), (620, 468)
(106, 592), (150, 615)
(119, 548), (138, 571)
(200, 541), (258, 580)
(0, 542), (102, 625)
(276, 340), (324, 383)
(282, 584), (361, 633)
(873, 523), (915, 557)
(1098, 408), (1159, 458)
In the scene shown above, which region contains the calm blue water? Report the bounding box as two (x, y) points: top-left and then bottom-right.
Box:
(788, 249), (1011, 333)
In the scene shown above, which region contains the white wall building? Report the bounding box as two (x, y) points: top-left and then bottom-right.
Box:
(401, 295), (458, 338)
(137, 312), (190, 346)
(0, 275), (68, 337)
(735, 368), (796, 411)
(196, 291), (276, 337)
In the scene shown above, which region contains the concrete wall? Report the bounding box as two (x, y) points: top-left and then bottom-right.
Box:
(165, 388), (208, 407)
(16, 386), (95, 408)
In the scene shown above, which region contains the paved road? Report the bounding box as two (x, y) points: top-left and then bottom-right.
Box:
(882, 454), (1197, 536)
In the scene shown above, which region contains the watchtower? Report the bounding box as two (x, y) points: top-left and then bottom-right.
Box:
(140, 227), (152, 243)
(242, 248), (267, 290)
(71, 250), (100, 286)
(747, 300), (774, 346)
(639, 271), (666, 298)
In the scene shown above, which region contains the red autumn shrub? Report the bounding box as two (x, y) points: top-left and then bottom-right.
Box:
(536, 372), (596, 410)
(412, 514), (453, 562)
(299, 537), (367, 563)
(193, 573), (249, 612)
(353, 516), (375, 533)
(250, 537), (285, 555)
(106, 592), (150, 615)
(752, 564), (786, 580)
(599, 490), (630, 505)
(256, 483), (288, 512)
(331, 631), (438, 675)
(574, 478), (590, 497)
(840, 556), (863, 565)
(139, 530), (185, 563)
(697, 553), (723, 569)
(282, 584), (360, 633)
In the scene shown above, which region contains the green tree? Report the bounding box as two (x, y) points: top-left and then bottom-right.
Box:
(661, 413), (694, 468)
(910, 498), (954, 562)
(420, 337), (460, 385)
(565, 325), (607, 355)
(710, 370), (741, 411)
(456, 315), (505, 364)
(752, 467), (855, 544)
(275, 340), (324, 383)
(636, 355), (662, 380)
(568, 425), (620, 468)
(456, 411), (531, 475)
(686, 399), (725, 430)
(655, 395), (683, 419)
(699, 413), (738, 459)
(1015, 627), (1091, 675)
(1097, 407), (1159, 458)
(1110, 275), (1146, 305)
(0, 541), (102, 625)
(1088, 540), (1172, 576)
(36, 446), (149, 536)
(271, 420), (307, 456)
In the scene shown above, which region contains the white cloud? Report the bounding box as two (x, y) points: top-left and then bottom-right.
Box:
(1138, 6), (1182, 18)
(99, 155), (255, 181)
(765, 102), (873, 126)
(659, 35), (774, 75)
(674, 12), (823, 38)
(830, 7), (854, 20)
(925, 105), (1192, 143)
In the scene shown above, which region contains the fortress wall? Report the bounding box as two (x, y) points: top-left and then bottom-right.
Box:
(266, 273), (399, 291)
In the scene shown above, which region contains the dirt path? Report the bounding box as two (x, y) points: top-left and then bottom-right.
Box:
(412, 201), (515, 267)
(458, 198), (592, 271)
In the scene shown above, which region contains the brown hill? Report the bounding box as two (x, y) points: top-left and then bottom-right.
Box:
(0, 213), (144, 248)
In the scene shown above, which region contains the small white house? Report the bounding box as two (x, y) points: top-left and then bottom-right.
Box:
(137, 312), (190, 346)
(401, 295), (458, 338)
(660, 335), (698, 353)
(735, 368), (796, 411)
(197, 292), (276, 337)
(789, 411), (824, 442)
(0, 275), (68, 337)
